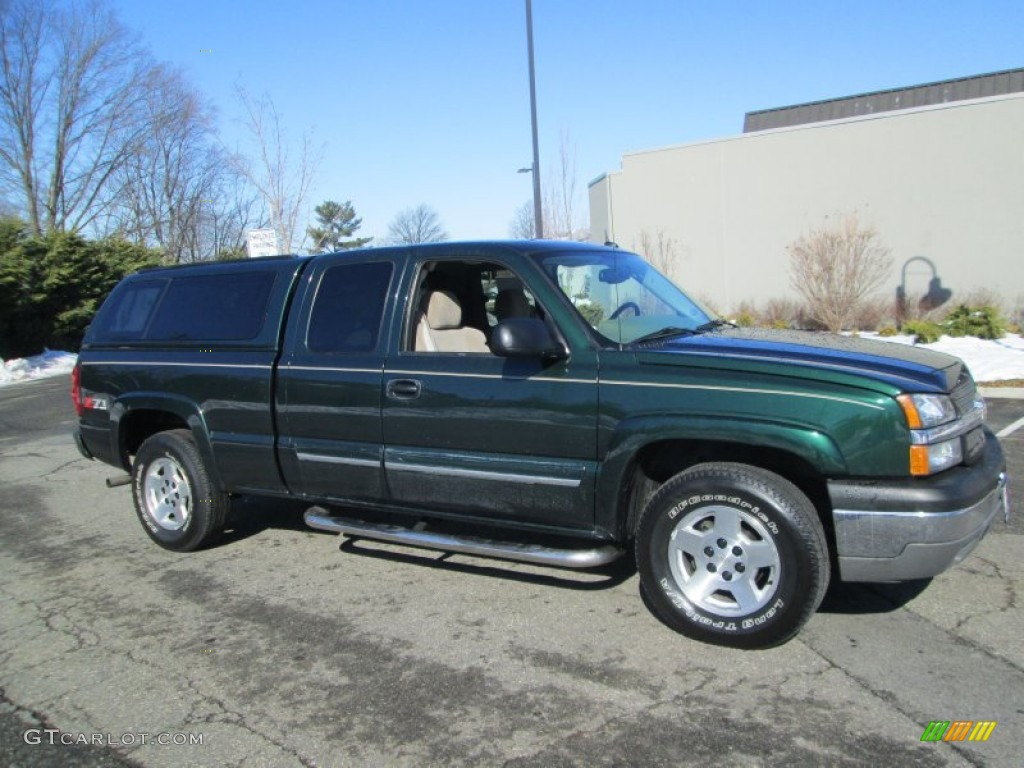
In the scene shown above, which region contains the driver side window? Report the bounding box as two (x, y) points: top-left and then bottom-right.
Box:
(484, 268), (541, 328)
(407, 261), (543, 354)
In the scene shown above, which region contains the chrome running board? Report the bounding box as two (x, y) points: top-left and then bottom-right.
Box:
(304, 507), (623, 569)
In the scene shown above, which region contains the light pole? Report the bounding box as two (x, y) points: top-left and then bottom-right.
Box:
(525, 0), (543, 238)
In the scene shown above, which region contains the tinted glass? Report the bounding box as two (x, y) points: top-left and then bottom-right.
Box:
(147, 271), (276, 341)
(307, 262), (393, 354)
(90, 279), (167, 340)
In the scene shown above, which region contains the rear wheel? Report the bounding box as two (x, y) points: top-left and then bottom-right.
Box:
(132, 429), (228, 552)
(636, 462), (829, 648)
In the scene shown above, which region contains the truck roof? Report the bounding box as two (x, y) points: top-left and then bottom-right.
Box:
(132, 239), (617, 278)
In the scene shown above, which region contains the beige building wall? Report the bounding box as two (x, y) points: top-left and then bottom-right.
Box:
(589, 93), (1024, 316)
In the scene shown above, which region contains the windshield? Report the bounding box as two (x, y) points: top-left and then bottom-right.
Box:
(539, 249), (713, 344)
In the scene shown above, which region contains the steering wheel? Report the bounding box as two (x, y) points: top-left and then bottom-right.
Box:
(609, 301), (641, 320)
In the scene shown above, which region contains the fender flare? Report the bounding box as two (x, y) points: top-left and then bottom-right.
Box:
(109, 393), (224, 491)
(594, 414), (847, 537)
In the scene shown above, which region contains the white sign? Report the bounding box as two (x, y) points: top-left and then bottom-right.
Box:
(246, 228), (280, 258)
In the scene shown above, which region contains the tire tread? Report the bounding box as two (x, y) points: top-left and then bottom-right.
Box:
(636, 461), (829, 649)
(132, 429), (228, 552)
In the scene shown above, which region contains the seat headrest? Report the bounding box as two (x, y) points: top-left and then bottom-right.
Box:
(426, 290), (463, 330)
(495, 289), (531, 320)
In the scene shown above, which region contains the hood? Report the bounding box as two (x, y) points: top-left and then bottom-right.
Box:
(642, 328), (962, 393)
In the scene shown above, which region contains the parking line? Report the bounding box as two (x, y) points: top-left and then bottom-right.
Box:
(996, 415), (1024, 438)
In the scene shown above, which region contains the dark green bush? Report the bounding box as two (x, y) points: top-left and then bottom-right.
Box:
(0, 219), (161, 358)
(942, 304), (1006, 340)
(901, 320), (943, 345)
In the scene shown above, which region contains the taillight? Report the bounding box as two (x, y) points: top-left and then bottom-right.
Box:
(71, 362), (83, 416)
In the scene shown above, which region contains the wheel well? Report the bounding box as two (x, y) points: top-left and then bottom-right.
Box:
(119, 410), (190, 465)
(623, 439), (832, 539)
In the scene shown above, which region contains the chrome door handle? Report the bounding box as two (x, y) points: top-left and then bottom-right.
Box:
(386, 379), (422, 400)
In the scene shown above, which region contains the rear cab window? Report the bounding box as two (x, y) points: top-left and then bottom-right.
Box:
(89, 279), (168, 341)
(306, 262), (394, 354)
(84, 260), (304, 348)
(147, 272), (276, 341)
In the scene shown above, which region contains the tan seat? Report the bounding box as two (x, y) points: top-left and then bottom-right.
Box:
(415, 290), (489, 353)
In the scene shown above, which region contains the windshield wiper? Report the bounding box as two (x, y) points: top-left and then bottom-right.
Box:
(631, 327), (696, 345)
(694, 318), (736, 333)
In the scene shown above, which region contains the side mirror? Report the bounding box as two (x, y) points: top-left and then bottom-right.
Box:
(490, 318), (566, 360)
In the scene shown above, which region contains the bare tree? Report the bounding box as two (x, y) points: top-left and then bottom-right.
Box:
(95, 66), (261, 263)
(634, 229), (679, 280)
(232, 85), (321, 254)
(508, 200), (534, 239)
(386, 204), (448, 245)
(542, 130), (590, 240)
(788, 213), (893, 332)
(106, 67), (219, 261)
(201, 169), (262, 260)
(167, 155), (260, 262)
(546, 130), (578, 239)
(0, 0), (154, 234)
(509, 131), (587, 241)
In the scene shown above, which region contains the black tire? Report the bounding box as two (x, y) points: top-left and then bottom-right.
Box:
(131, 429), (228, 552)
(635, 462), (829, 649)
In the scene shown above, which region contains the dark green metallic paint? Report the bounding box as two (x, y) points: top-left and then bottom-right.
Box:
(598, 350), (909, 478)
(76, 241), (990, 548)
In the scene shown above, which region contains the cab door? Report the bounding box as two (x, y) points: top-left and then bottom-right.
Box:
(381, 255), (599, 531)
(276, 254), (397, 502)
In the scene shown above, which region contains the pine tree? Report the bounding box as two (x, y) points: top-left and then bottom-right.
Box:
(306, 200), (372, 252)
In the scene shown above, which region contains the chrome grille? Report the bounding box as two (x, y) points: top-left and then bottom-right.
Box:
(952, 368), (979, 417)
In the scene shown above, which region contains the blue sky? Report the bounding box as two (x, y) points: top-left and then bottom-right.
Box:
(110, 0), (1023, 244)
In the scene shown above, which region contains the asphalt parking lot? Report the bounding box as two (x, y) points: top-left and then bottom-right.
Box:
(1, 376), (1022, 767)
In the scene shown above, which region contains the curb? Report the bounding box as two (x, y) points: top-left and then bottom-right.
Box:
(979, 387), (1024, 400)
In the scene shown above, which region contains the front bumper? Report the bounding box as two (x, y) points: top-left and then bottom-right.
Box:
(829, 430), (1008, 582)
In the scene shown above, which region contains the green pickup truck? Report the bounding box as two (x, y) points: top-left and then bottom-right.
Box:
(72, 240), (1008, 648)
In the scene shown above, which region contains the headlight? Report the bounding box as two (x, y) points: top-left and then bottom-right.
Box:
(897, 394), (957, 429)
(898, 394), (967, 476)
(909, 439), (963, 476)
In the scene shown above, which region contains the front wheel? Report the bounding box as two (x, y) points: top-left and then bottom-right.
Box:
(636, 462), (829, 649)
(132, 429), (228, 552)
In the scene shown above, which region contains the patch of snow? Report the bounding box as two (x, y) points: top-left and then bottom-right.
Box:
(0, 349), (78, 387)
